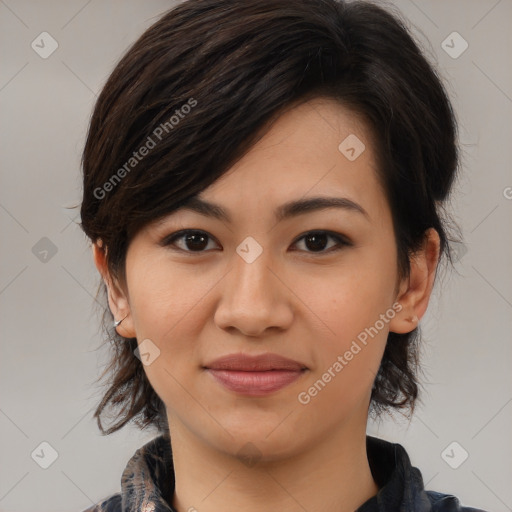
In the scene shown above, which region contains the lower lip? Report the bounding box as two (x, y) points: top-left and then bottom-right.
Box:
(206, 369), (305, 396)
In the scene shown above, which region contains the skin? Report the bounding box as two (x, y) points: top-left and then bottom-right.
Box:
(93, 97), (440, 512)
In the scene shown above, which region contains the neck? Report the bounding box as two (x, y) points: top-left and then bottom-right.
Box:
(168, 417), (378, 512)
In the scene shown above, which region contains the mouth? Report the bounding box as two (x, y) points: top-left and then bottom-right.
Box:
(203, 353), (308, 396)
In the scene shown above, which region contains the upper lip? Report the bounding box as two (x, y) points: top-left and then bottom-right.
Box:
(204, 353), (307, 371)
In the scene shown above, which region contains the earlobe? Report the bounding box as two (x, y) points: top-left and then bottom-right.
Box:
(389, 228), (440, 334)
(389, 308), (419, 334)
(92, 242), (136, 338)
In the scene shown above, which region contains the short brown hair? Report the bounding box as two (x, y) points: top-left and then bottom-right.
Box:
(80, 0), (460, 435)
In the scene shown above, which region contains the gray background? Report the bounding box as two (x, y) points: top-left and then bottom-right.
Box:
(0, 1), (511, 511)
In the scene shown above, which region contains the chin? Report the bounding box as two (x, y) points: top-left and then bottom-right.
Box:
(202, 414), (306, 463)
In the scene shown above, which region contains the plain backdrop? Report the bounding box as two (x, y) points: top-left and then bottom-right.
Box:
(0, 1), (511, 511)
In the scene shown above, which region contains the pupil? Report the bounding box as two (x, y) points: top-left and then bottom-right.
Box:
(186, 233), (207, 251)
(305, 233), (327, 252)
(183, 232), (329, 252)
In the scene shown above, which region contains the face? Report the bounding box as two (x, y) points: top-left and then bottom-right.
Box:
(102, 98), (423, 461)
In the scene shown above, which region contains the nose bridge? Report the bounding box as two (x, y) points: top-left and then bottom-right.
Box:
(229, 239), (276, 309)
(214, 239), (291, 335)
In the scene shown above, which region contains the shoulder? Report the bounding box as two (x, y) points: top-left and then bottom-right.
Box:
(80, 493), (122, 512)
(426, 490), (489, 512)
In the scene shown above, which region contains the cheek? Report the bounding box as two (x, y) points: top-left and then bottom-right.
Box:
(296, 244), (397, 397)
(296, 281), (393, 420)
(126, 256), (214, 343)
(124, 256), (231, 402)
(125, 261), (209, 416)
(306, 252), (397, 346)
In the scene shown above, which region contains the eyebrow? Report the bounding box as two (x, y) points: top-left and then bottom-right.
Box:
(174, 195), (370, 223)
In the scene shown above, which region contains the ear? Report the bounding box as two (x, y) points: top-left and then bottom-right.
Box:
(389, 228), (441, 334)
(92, 241), (136, 338)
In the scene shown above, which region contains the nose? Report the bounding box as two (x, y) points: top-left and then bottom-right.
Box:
(213, 247), (293, 338)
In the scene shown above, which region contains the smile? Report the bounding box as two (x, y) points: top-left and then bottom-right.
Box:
(204, 353), (308, 396)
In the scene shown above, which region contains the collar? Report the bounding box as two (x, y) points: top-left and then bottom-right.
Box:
(117, 434), (433, 511)
(120, 433), (174, 511)
(358, 436), (433, 511)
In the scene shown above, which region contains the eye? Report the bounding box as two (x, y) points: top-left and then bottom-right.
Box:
(291, 230), (351, 254)
(161, 230), (220, 252)
(161, 229), (351, 255)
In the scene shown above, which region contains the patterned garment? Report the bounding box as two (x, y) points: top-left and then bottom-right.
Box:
(81, 434), (487, 511)
(82, 433), (175, 512)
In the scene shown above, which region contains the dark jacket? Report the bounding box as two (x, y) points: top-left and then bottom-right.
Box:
(82, 434), (488, 512)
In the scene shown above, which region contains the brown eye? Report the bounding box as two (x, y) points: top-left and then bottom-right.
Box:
(292, 231), (351, 254)
(161, 230), (220, 252)
(161, 229), (351, 255)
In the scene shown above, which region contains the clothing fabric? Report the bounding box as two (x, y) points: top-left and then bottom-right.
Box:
(81, 434), (487, 512)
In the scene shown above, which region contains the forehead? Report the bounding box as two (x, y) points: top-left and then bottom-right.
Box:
(190, 97), (388, 224)
(260, 96), (372, 150)
(144, 96), (393, 240)
(220, 97), (376, 179)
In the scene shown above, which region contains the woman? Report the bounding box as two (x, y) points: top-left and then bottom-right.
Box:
(79, 0), (487, 510)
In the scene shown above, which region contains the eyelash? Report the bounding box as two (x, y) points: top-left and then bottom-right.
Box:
(160, 229), (352, 256)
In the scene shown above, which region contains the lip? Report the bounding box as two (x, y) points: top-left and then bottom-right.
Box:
(204, 353), (307, 396)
